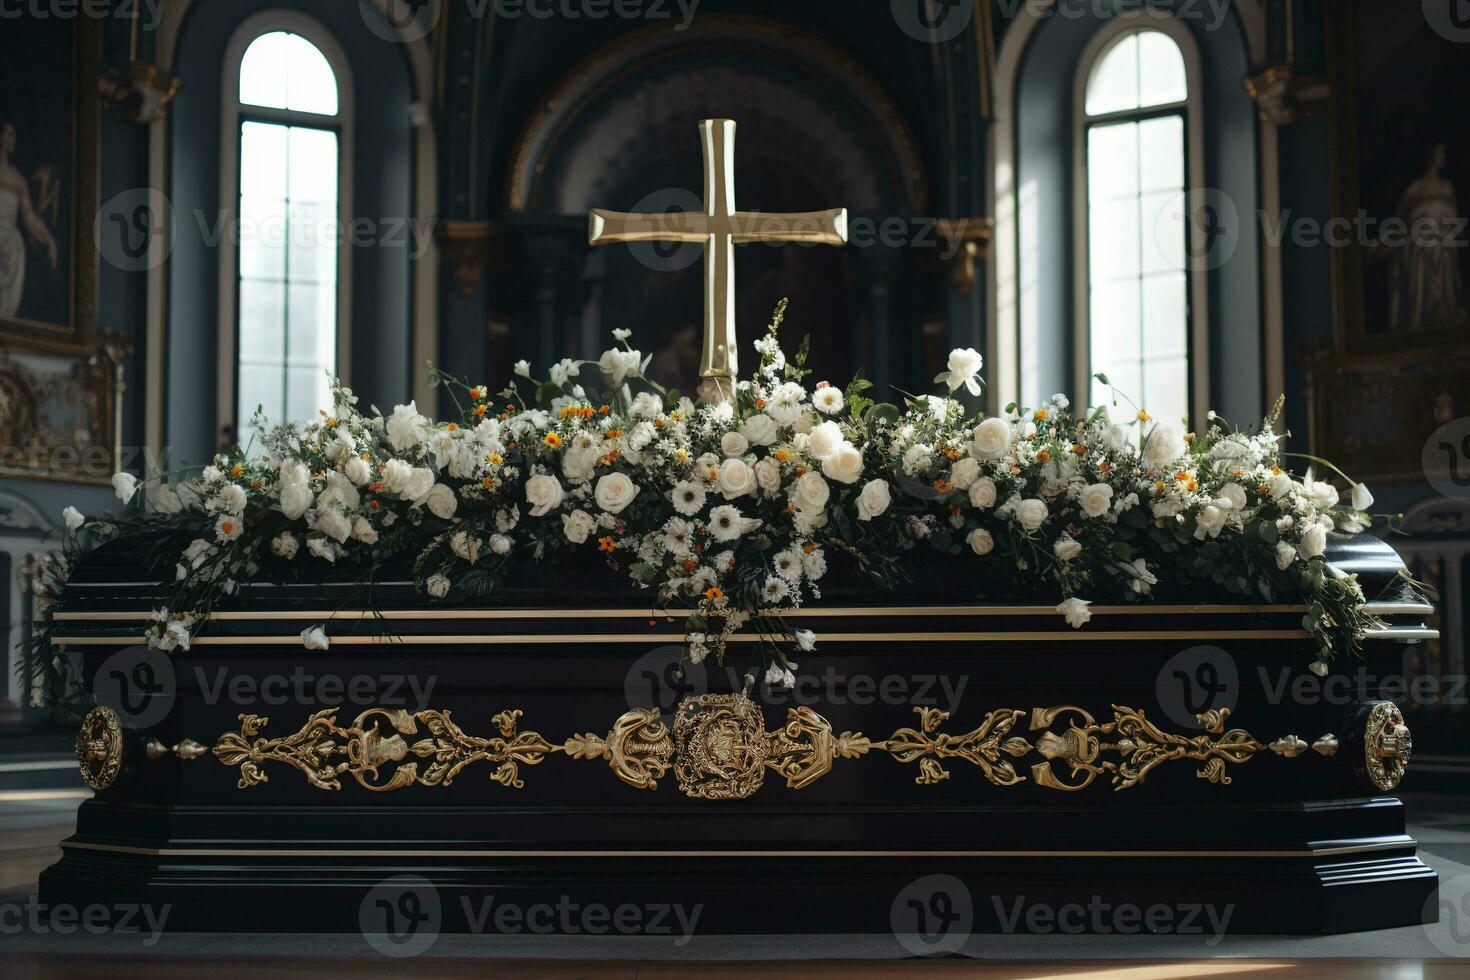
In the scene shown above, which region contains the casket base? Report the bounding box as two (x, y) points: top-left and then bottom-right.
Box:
(40, 801), (1437, 936)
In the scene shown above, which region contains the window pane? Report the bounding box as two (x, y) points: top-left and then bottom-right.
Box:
(1137, 115), (1184, 192)
(1086, 30), (1187, 117)
(240, 31), (339, 116)
(1138, 31), (1187, 108)
(235, 117), (338, 441)
(1085, 34), (1139, 116)
(1086, 100), (1189, 425)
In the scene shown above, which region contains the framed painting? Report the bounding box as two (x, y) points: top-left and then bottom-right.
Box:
(1313, 3), (1470, 483)
(0, 19), (115, 484)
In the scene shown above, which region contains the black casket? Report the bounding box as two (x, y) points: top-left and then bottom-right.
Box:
(41, 534), (1436, 939)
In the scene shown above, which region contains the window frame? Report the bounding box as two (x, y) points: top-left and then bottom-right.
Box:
(1071, 14), (1206, 429)
(217, 12), (354, 449)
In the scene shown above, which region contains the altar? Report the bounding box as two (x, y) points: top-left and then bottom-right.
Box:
(34, 118), (1438, 939)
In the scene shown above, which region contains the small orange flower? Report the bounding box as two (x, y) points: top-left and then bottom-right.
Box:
(370, 481), (385, 493)
(1257, 484), (1269, 495)
(682, 558), (697, 573)
(1155, 480), (1168, 492)
(505, 404), (517, 414)
(774, 450), (789, 462)
(949, 505), (962, 517)
(933, 478), (953, 494)
(219, 519), (236, 536)
(1036, 450), (1052, 463)
(754, 398), (766, 409)
(599, 404), (611, 415)
(1186, 480), (1198, 492)
(1099, 460), (1112, 473)
(475, 404), (488, 417)
(803, 543), (818, 554)
(1072, 443), (1087, 455)
(369, 499), (380, 510)
(230, 464), (244, 478)
(1034, 408), (1049, 421)
(486, 453), (503, 465)
(470, 386), (485, 399)
(544, 432), (563, 449)
(606, 428), (623, 440)
(598, 536), (616, 553)
(704, 587), (724, 601)
(447, 422), (458, 432)
(482, 476), (496, 490)
(1137, 410), (1150, 422)
(249, 479), (263, 490)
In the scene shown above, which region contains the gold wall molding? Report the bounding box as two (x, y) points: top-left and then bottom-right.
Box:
(192, 696), (1347, 799)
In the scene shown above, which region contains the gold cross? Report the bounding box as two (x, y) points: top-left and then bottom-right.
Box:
(588, 118), (848, 402)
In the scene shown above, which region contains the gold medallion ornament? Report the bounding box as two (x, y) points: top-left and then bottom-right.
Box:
(1359, 701), (1412, 792)
(75, 705), (124, 791)
(587, 118), (848, 403)
(114, 696), (1368, 800)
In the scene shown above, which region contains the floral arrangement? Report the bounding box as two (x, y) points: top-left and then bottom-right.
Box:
(31, 301), (1381, 700)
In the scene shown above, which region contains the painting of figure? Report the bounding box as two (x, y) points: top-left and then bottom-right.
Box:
(0, 121), (61, 319)
(0, 17), (94, 341)
(1387, 144), (1464, 334)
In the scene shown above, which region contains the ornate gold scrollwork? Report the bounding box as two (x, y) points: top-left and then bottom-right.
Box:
(76, 705), (124, 791)
(194, 696), (1337, 798)
(1361, 701), (1412, 792)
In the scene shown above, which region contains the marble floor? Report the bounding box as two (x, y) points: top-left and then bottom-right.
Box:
(2, 741), (1469, 976)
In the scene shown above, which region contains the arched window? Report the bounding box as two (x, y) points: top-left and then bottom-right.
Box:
(221, 19), (352, 450)
(1074, 22), (1204, 428)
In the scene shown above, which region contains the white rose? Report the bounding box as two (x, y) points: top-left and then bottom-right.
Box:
(424, 483), (458, 520)
(969, 477), (997, 510)
(279, 460), (309, 489)
(1351, 482), (1374, 511)
(351, 517), (379, 545)
(1015, 498), (1048, 531)
(300, 625), (330, 651)
(279, 483), (314, 521)
(938, 347), (984, 395)
(1302, 474), (1339, 510)
(1275, 540), (1296, 571)
(970, 417), (1013, 460)
(1142, 423), (1187, 470)
(967, 528), (995, 555)
(403, 467), (436, 502)
(1297, 522), (1329, 560)
(451, 530), (481, 564)
(821, 442), (864, 485)
(271, 532), (299, 559)
(717, 458), (757, 499)
(382, 458), (413, 493)
(950, 458), (980, 490)
(344, 456), (372, 486)
(562, 509), (596, 544)
(856, 479), (891, 521)
(740, 414), (779, 446)
(1217, 482), (1248, 512)
(806, 420), (845, 460)
(311, 507), (352, 543)
(597, 347), (642, 386)
(385, 402), (427, 451)
(812, 386), (845, 415)
(62, 506), (84, 530)
(753, 457), (781, 495)
(1078, 483), (1114, 519)
(629, 391), (662, 418)
(720, 431), (749, 457)
(1195, 503), (1228, 540)
(425, 574), (451, 598)
(525, 474), (565, 517)
(1268, 473), (1295, 500)
(562, 444), (598, 483)
(594, 472), (639, 514)
(1054, 535), (1082, 561)
(490, 534), (513, 555)
(793, 471), (830, 512)
(1057, 597), (1092, 629)
(153, 485), (184, 514)
(212, 483), (247, 514)
(112, 472), (139, 503)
